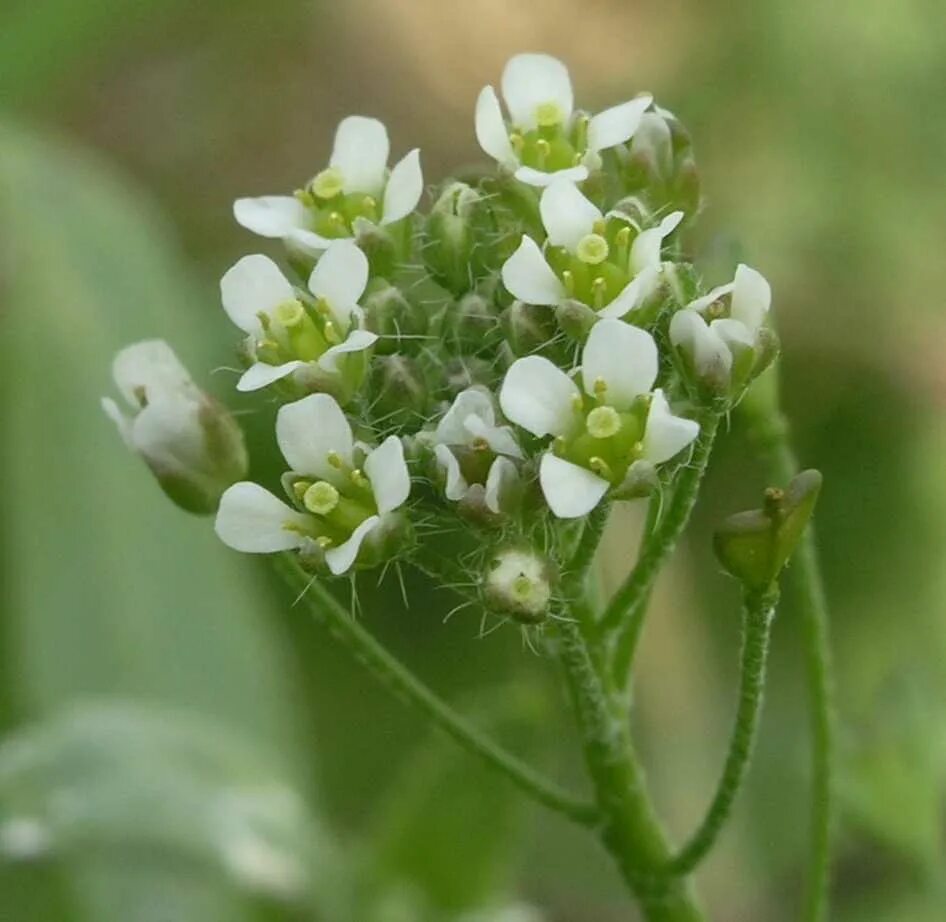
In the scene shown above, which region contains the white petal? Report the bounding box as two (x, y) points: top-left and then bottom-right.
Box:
(513, 164), (589, 187)
(501, 236), (565, 305)
(463, 415), (523, 459)
(215, 483), (308, 553)
(307, 239), (369, 325)
(581, 319), (658, 407)
(221, 254), (295, 335)
(499, 356), (579, 438)
(685, 281), (735, 314)
(597, 265), (661, 319)
(130, 395), (205, 473)
(670, 310), (733, 375)
(101, 397), (132, 445)
(629, 211), (683, 273)
(276, 393), (353, 481)
(330, 116), (390, 195)
(325, 516), (381, 575)
(711, 317), (755, 348)
(317, 329), (378, 373)
(365, 435), (410, 515)
(236, 361), (303, 393)
(484, 456), (519, 514)
(434, 388), (495, 445)
(233, 196), (308, 239)
(475, 86), (517, 166)
(381, 149), (423, 225)
(286, 227), (335, 255)
(730, 264), (771, 332)
(501, 53), (573, 131)
(539, 454), (609, 519)
(642, 389), (699, 464)
(587, 95), (653, 152)
(434, 444), (469, 501)
(540, 179), (601, 252)
(111, 339), (194, 407)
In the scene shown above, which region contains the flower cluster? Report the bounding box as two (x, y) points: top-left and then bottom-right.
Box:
(105, 53), (776, 621)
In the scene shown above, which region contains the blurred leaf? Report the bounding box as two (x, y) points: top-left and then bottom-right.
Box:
(0, 121), (315, 919)
(363, 685), (550, 917)
(0, 702), (339, 911)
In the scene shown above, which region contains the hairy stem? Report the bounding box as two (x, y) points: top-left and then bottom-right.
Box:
(603, 410), (722, 687)
(276, 554), (600, 826)
(663, 588), (778, 876)
(747, 397), (835, 922)
(555, 617), (705, 921)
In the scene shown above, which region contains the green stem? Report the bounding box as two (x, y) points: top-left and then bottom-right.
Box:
(663, 588), (778, 876)
(603, 411), (722, 686)
(748, 399), (835, 922)
(276, 554), (600, 827)
(555, 618), (705, 921)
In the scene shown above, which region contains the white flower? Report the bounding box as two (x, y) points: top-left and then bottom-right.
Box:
(499, 319), (698, 518)
(234, 116), (423, 254)
(501, 178), (682, 316)
(102, 340), (247, 513)
(669, 264), (771, 381)
(431, 387), (522, 514)
(215, 394), (410, 575)
(220, 240), (378, 392)
(476, 53), (652, 187)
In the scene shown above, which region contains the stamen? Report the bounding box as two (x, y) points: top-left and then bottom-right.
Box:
(535, 138), (551, 168)
(322, 320), (342, 345)
(509, 132), (525, 154)
(326, 451), (344, 470)
(292, 480), (313, 501)
(591, 276), (607, 310)
(589, 456), (614, 480)
(350, 469), (370, 489)
(562, 269), (575, 296)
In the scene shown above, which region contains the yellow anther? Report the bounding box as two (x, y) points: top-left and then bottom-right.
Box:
(316, 536), (334, 549)
(471, 436), (490, 452)
(592, 218), (607, 237)
(328, 211), (347, 231)
(313, 297), (332, 316)
(326, 451), (344, 469)
(509, 132), (525, 153)
(615, 226), (632, 247)
(350, 469), (370, 489)
(562, 269), (575, 296)
(589, 456), (614, 480)
(570, 393), (584, 414)
(593, 377), (608, 398)
(258, 338), (281, 353)
(322, 320), (342, 345)
(361, 195), (378, 218)
(310, 167), (344, 200)
(591, 276), (608, 309)
(292, 480), (313, 501)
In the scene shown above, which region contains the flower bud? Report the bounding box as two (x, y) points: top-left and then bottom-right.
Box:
(353, 217), (399, 278)
(361, 281), (427, 354)
(714, 470), (822, 592)
(446, 291), (502, 350)
(102, 340), (247, 515)
(424, 181), (488, 292)
(501, 301), (557, 356)
(368, 354), (429, 426)
(554, 298), (598, 342)
(483, 548), (553, 624)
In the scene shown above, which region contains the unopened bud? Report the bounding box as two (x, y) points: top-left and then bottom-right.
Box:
(102, 340), (247, 515)
(555, 299), (598, 342)
(502, 301), (557, 356)
(369, 354), (429, 426)
(483, 548), (553, 624)
(362, 281), (427, 354)
(447, 291), (501, 348)
(424, 181), (488, 292)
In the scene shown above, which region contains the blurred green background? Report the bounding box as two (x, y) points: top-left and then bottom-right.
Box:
(1, 1), (945, 919)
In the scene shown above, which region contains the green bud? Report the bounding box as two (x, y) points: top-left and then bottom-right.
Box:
(555, 298), (598, 342)
(361, 281), (427, 354)
(353, 218), (398, 278)
(714, 470), (822, 592)
(446, 291), (501, 349)
(502, 301), (557, 356)
(443, 356), (496, 396)
(368, 354), (429, 426)
(424, 181), (487, 292)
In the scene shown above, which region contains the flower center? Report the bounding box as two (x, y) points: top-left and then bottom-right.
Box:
(586, 405), (622, 439)
(535, 101), (564, 128)
(576, 233), (609, 265)
(303, 481), (340, 515)
(272, 298), (305, 327)
(310, 167), (344, 200)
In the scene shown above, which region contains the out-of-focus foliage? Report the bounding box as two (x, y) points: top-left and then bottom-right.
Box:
(1, 1), (945, 920)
